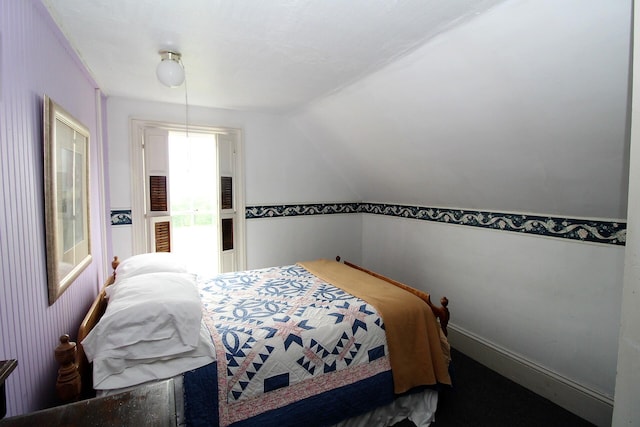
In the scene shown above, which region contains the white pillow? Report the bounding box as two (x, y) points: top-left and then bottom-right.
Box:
(92, 322), (216, 390)
(88, 328), (195, 361)
(114, 252), (187, 282)
(82, 272), (202, 362)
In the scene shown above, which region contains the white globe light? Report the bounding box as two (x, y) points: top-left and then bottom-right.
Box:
(156, 52), (185, 87)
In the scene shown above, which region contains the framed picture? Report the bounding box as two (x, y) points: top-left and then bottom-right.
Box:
(43, 95), (92, 305)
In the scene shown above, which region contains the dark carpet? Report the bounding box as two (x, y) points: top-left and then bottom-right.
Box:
(393, 348), (595, 427)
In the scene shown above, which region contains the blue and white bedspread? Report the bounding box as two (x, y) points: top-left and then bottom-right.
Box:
(186, 264), (394, 426)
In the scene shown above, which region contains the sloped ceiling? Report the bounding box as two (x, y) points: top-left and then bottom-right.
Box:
(42, 0), (631, 219)
(41, 0), (504, 112)
(292, 0), (632, 219)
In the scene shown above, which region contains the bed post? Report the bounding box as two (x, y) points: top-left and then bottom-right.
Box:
(54, 334), (81, 403)
(336, 256), (451, 336)
(106, 256), (119, 285)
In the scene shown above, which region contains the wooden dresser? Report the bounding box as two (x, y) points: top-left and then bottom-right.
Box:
(0, 379), (176, 427)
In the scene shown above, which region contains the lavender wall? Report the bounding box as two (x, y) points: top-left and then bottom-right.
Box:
(0, 0), (106, 416)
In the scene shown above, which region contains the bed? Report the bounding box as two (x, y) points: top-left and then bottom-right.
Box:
(75, 254), (452, 427)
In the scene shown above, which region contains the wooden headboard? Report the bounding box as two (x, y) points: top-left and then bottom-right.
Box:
(75, 256), (120, 397)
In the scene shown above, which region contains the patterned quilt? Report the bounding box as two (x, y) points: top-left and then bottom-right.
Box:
(196, 264), (393, 426)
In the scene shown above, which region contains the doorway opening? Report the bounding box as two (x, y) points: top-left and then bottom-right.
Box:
(130, 119), (245, 274)
(168, 131), (219, 275)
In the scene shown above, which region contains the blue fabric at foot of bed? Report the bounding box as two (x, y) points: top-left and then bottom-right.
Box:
(184, 361), (395, 427)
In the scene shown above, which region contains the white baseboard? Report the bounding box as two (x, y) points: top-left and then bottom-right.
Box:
(447, 325), (613, 427)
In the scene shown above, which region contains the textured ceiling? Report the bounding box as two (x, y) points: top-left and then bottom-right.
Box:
(42, 0), (503, 113)
(40, 0), (631, 219)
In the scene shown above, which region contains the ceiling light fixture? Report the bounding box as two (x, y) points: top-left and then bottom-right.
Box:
(156, 50), (185, 87)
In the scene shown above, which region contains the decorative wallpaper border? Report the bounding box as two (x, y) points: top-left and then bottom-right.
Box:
(360, 203), (626, 246)
(113, 203), (625, 245)
(245, 203), (360, 219)
(245, 202), (626, 246)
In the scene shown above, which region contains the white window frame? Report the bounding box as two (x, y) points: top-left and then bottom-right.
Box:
(129, 119), (246, 271)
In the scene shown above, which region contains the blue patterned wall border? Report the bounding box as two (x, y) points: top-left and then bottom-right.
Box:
(111, 209), (132, 226)
(245, 202), (626, 246)
(360, 203), (626, 246)
(112, 203), (624, 244)
(246, 203), (360, 219)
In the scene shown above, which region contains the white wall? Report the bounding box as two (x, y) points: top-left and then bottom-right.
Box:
(247, 214), (362, 269)
(106, 97), (361, 265)
(362, 214), (624, 399)
(612, 1), (640, 423)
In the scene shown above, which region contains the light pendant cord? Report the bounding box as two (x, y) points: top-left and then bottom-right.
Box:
(183, 59), (190, 139)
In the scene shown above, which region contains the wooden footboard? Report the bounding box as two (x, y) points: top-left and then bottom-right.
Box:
(337, 256), (450, 336)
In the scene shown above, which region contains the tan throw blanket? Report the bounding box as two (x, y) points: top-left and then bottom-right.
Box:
(298, 259), (451, 394)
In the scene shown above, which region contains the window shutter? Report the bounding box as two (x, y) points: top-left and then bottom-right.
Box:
(218, 133), (237, 272)
(221, 176), (233, 210)
(150, 216), (171, 252)
(149, 175), (168, 211)
(144, 128), (172, 253)
(221, 218), (233, 251)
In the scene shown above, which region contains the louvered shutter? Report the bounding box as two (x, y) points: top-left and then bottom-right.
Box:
(144, 128), (172, 252)
(218, 133), (237, 272)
